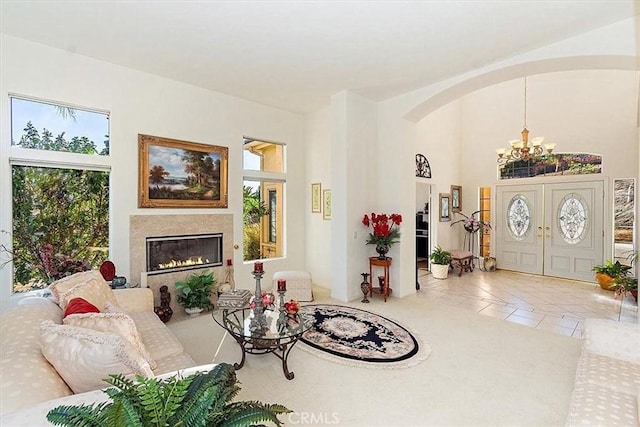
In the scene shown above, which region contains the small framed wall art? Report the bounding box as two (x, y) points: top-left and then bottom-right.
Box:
(451, 185), (462, 213)
(311, 183), (322, 213)
(439, 193), (451, 222)
(323, 189), (332, 220)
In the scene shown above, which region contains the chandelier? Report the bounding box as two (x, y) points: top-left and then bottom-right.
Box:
(496, 77), (556, 164)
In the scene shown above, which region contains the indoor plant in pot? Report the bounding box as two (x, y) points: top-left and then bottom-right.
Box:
(591, 260), (631, 290)
(430, 246), (452, 279)
(176, 270), (216, 314)
(362, 212), (403, 259)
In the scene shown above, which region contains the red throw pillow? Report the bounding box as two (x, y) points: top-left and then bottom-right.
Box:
(63, 297), (100, 318)
(99, 261), (116, 281)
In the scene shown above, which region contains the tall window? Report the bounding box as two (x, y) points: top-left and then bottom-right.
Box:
(9, 96), (110, 292)
(242, 138), (285, 261)
(479, 187), (491, 257)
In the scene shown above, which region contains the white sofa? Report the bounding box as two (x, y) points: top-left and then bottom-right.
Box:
(0, 270), (199, 423)
(566, 318), (640, 426)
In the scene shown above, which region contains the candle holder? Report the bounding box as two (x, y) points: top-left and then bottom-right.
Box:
(252, 269), (265, 310)
(276, 290), (287, 334)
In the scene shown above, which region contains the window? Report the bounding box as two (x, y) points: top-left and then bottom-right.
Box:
(9, 96), (110, 293)
(479, 187), (491, 257)
(242, 138), (285, 262)
(268, 189), (277, 243)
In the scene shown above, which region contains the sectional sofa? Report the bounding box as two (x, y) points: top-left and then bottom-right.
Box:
(0, 270), (206, 424)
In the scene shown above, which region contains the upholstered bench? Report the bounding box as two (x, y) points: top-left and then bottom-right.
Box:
(272, 271), (313, 302)
(449, 250), (474, 277)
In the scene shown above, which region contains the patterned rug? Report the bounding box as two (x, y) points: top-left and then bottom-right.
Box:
(299, 304), (431, 369)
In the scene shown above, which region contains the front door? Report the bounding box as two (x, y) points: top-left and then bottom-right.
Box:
(544, 181), (604, 281)
(496, 185), (543, 275)
(496, 180), (604, 281)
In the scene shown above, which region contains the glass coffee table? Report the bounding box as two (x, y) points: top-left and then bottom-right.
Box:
(213, 307), (312, 380)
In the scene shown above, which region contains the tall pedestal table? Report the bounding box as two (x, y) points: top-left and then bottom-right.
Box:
(369, 256), (392, 302)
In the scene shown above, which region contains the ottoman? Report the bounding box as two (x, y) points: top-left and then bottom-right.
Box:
(272, 271), (313, 302)
(449, 250), (474, 277)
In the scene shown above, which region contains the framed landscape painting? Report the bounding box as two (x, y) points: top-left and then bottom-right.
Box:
(138, 134), (228, 208)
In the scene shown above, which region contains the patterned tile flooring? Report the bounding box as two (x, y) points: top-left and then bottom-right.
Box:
(417, 268), (638, 338)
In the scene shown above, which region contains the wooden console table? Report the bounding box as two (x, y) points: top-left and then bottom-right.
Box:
(369, 257), (392, 302)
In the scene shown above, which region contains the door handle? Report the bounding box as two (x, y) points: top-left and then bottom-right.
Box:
(545, 226), (551, 238)
(537, 226), (543, 238)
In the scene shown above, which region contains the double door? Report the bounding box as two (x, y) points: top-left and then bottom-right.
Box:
(495, 180), (604, 282)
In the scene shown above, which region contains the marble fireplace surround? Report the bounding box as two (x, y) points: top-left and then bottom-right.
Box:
(130, 214), (233, 313)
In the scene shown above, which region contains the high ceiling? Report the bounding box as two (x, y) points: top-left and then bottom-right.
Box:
(1, 1), (637, 114)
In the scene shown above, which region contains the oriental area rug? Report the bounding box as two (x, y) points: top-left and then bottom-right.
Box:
(299, 304), (431, 369)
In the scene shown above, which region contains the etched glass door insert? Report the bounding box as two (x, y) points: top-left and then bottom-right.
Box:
(557, 193), (588, 244)
(507, 195), (531, 240)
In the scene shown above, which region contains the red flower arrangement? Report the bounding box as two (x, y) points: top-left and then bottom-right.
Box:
(362, 212), (403, 246)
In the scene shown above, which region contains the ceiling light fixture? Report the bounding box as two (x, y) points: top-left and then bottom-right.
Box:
(496, 77), (556, 164)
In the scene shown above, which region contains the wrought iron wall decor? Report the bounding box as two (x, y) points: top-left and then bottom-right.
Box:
(415, 154), (431, 178)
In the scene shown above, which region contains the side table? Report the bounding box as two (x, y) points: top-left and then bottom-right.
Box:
(369, 256), (392, 302)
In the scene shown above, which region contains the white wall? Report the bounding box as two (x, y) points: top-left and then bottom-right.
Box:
(304, 106), (332, 288)
(416, 100), (462, 251)
(0, 35), (306, 311)
(460, 70), (639, 188)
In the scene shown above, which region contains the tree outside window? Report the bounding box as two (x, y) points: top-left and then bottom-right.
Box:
(6, 97), (110, 292)
(242, 138), (285, 261)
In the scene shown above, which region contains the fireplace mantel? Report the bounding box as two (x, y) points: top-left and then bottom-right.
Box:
(130, 214), (233, 312)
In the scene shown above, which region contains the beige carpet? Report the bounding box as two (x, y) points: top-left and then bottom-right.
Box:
(168, 286), (581, 427)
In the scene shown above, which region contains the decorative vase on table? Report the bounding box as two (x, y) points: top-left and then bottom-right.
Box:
(375, 244), (390, 260)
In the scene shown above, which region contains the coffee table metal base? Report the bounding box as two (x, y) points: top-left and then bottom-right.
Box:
(230, 334), (301, 380)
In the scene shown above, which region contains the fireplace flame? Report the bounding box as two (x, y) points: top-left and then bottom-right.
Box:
(158, 257), (210, 270)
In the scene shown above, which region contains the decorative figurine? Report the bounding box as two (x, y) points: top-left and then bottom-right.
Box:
(154, 285), (173, 323)
(360, 272), (370, 303)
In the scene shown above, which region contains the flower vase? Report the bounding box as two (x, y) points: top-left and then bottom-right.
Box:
(360, 273), (370, 303)
(375, 244), (390, 260)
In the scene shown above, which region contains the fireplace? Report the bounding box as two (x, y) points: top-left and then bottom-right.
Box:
(146, 233), (222, 275)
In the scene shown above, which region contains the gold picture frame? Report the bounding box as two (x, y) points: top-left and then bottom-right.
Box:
(451, 185), (462, 213)
(138, 134), (228, 208)
(323, 189), (332, 220)
(311, 183), (322, 213)
(439, 193), (451, 222)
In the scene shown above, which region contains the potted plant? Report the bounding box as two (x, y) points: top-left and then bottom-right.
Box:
(430, 246), (452, 279)
(591, 260), (631, 290)
(176, 271), (216, 314)
(613, 276), (638, 303)
(46, 363), (291, 426)
(362, 212), (403, 259)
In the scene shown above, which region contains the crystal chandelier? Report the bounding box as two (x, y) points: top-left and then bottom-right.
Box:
(496, 77), (556, 164)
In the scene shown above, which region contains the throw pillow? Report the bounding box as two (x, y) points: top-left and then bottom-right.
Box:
(104, 301), (125, 314)
(40, 320), (153, 394)
(64, 312), (157, 370)
(49, 270), (104, 303)
(63, 297), (100, 318)
(59, 276), (119, 312)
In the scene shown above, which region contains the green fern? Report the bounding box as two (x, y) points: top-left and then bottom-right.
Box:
(47, 363), (290, 427)
(218, 404), (291, 427)
(46, 403), (109, 426)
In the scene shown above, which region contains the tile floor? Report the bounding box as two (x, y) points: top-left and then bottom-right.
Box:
(417, 267), (638, 338)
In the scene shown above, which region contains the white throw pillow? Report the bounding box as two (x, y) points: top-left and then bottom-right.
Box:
(104, 301), (125, 313)
(58, 275), (119, 312)
(49, 270), (104, 303)
(40, 320), (153, 394)
(63, 312), (157, 370)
